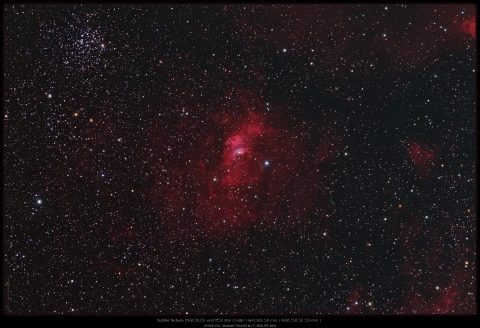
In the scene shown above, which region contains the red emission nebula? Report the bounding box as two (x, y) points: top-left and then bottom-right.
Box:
(406, 141), (437, 180)
(148, 90), (339, 241)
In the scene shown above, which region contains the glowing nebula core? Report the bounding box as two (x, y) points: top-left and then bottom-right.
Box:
(222, 112), (270, 187)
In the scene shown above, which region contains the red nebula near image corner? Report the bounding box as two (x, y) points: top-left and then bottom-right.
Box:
(453, 14), (476, 38)
(461, 15), (476, 38)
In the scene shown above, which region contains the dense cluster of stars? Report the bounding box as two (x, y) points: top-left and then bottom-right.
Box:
(4, 5), (476, 315)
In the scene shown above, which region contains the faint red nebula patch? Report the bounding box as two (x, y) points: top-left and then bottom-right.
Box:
(453, 14), (476, 38)
(461, 15), (476, 38)
(405, 141), (436, 179)
(345, 287), (363, 314)
(148, 89), (339, 241)
(428, 285), (460, 313)
(396, 214), (476, 314)
(400, 271), (467, 314)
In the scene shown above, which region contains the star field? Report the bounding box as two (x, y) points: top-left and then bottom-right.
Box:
(4, 4), (476, 315)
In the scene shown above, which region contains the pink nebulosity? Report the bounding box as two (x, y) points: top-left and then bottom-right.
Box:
(462, 15), (476, 38)
(453, 14), (476, 39)
(405, 141), (436, 180)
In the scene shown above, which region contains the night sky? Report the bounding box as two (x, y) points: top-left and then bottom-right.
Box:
(4, 4), (477, 315)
